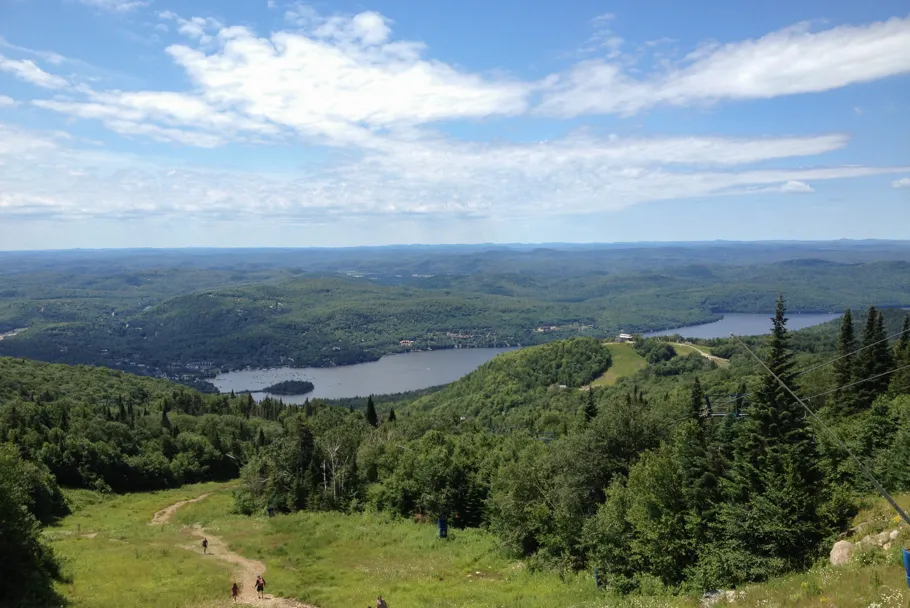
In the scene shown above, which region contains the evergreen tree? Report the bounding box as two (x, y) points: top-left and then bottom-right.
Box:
(689, 377), (705, 421)
(365, 395), (378, 427)
(257, 427), (266, 449)
(856, 307), (893, 409)
(719, 294), (825, 581)
(388, 408), (397, 422)
(889, 315), (910, 396)
(160, 409), (171, 430)
(584, 389), (598, 422)
(829, 309), (858, 416)
(675, 378), (718, 537)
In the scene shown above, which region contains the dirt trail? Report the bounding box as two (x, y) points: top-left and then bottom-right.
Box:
(151, 494), (316, 607)
(671, 342), (729, 366)
(150, 493), (212, 525)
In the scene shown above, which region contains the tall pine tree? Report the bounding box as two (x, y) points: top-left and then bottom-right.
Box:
(889, 315), (910, 396)
(828, 309), (859, 416)
(365, 395), (378, 427)
(719, 294), (825, 582)
(856, 306), (893, 409)
(584, 389), (598, 422)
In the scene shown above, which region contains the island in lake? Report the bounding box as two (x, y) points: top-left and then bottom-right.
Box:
(261, 380), (315, 395)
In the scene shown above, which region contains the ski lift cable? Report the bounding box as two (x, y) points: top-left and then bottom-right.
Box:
(731, 332), (910, 527)
(802, 362), (910, 403)
(792, 325), (910, 379)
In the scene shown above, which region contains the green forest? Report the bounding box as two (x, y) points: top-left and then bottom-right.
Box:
(5, 298), (910, 604)
(2, 256), (910, 377)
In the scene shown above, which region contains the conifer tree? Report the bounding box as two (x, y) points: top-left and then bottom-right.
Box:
(365, 395), (378, 427)
(856, 306), (893, 409)
(676, 378), (718, 532)
(889, 315), (910, 396)
(720, 294), (824, 578)
(584, 389), (598, 422)
(257, 427), (266, 449)
(388, 408), (397, 422)
(689, 377), (704, 421)
(829, 309), (858, 416)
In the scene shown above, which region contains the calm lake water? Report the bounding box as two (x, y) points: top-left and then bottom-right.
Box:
(644, 312), (841, 340)
(214, 312), (841, 401)
(212, 347), (515, 403)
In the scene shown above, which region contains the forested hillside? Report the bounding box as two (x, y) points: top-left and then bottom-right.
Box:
(2, 260), (909, 376)
(4, 296), (910, 602)
(234, 300), (910, 595)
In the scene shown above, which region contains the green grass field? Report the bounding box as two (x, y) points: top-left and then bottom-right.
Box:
(49, 483), (910, 608)
(591, 342), (648, 386)
(172, 492), (693, 608)
(49, 482), (237, 608)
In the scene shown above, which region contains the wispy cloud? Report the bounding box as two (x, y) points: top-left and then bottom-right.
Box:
(893, 177), (910, 189)
(780, 180), (814, 193)
(0, 95), (16, 107)
(39, 7), (530, 147)
(1, 121), (905, 223)
(538, 15), (910, 116)
(77, 0), (150, 13)
(13, 7), (910, 225)
(0, 55), (68, 88)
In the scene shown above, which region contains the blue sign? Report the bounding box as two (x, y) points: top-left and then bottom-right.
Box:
(438, 517), (448, 538)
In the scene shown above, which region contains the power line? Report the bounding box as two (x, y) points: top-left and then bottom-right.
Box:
(801, 362), (910, 403)
(730, 332), (910, 527)
(793, 325), (910, 379)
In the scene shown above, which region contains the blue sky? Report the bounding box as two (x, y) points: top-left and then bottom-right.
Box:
(0, 0), (908, 249)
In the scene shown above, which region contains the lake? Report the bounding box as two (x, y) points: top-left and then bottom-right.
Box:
(212, 347), (515, 403)
(214, 312), (841, 401)
(644, 312), (841, 340)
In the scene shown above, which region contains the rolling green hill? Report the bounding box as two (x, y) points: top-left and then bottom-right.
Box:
(3, 260), (909, 377)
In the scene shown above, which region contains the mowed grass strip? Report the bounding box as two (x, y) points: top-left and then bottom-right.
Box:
(590, 342), (648, 387)
(174, 492), (695, 608)
(50, 482), (237, 608)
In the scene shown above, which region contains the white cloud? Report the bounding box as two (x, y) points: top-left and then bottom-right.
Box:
(15, 8), (910, 227)
(0, 121), (905, 223)
(539, 15), (910, 116)
(780, 180), (814, 193)
(38, 7), (530, 148)
(0, 55), (68, 88)
(77, 0), (150, 13)
(0, 95), (16, 107)
(893, 177), (910, 189)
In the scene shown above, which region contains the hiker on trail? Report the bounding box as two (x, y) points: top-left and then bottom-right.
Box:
(231, 583), (239, 602)
(202, 537), (208, 554)
(255, 575), (266, 599)
(377, 595), (388, 608)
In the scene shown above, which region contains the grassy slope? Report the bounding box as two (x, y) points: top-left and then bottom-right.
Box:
(49, 482), (237, 608)
(52, 484), (692, 608)
(51, 482), (910, 608)
(174, 492), (693, 608)
(591, 343), (648, 386)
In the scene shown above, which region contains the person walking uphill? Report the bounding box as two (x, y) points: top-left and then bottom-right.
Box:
(255, 575), (266, 599)
(202, 537), (208, 554)
(377, 595), (388, 608)
(231, 582), (239, 602)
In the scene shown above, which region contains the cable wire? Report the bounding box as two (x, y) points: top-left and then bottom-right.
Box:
(793, 325), (910, 379)
(801, 362), (910, 403)
(730, 332), (910, 527)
